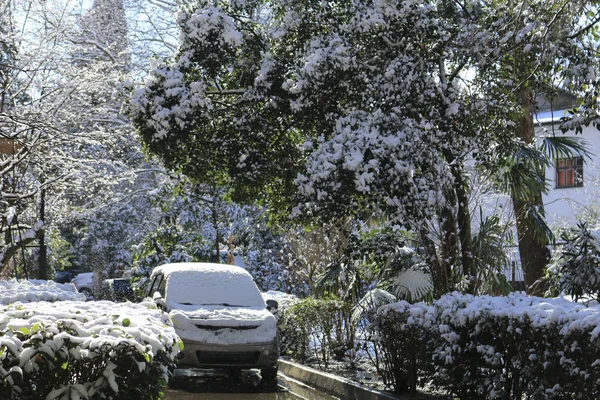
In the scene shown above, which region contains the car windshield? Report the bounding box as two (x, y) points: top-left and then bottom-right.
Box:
(165, 268), (265, 308)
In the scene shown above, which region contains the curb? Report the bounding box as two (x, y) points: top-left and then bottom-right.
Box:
(278, 359), (445, 400)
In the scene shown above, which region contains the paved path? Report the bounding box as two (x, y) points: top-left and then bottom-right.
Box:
(164, 368), (339, 400)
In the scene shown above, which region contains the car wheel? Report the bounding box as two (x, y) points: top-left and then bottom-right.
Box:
(80, 288), (94, 301)
(261, 366), (278, 383)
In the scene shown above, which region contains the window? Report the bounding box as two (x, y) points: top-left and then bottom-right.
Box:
(148, 274), (164, 297)
(556, 157), (584, 188)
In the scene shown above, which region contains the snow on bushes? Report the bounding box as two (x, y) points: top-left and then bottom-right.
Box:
(0, 280), (181, 400)
(0, 280), (85, 304)
(373, 292), (600, 398)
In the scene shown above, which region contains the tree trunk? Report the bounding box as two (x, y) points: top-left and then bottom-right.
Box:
(419, 227), (449, 297)
(452, 163), (475, 293)
(511, 86), (550, 296)
(439, 194), (459, 292)
(38, 188), (48, 280)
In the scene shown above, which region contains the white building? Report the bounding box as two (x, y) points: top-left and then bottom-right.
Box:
(537, 112), (600, 228)
(475, 92), (600, 284)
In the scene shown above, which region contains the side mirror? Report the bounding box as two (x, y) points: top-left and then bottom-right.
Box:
(266, 299), (278, 312)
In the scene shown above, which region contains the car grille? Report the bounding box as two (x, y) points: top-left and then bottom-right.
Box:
(194, 324), (260, 331)
(196, 351), (261, 365)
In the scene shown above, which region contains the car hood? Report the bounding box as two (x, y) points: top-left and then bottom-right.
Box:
(168, 304), (277, 344)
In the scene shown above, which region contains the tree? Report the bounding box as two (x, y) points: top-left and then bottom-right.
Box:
(0, 0), (168, 280)
(131, 0), (600, 296)
(130, 0), (503, 294)
(475, 0), (599, 294)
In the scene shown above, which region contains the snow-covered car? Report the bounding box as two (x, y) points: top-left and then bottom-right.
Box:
(72, 272), (94, 300)
(147, 262), (279, 382)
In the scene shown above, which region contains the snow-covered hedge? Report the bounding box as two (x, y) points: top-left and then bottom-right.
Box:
(0, 295), (180, 399)
(374, 292), (600, 398)
(0, 280), (85, 304)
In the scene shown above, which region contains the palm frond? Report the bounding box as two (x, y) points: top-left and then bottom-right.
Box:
(491, 143), (550, 200)
(351, 288), (396, 324)
(315, 260), (364, 301)
(392, 268), (433, 302)
(539, 136), (591, 161)
(521, 203), (556, 244)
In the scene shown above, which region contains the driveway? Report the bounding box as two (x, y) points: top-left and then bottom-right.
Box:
(164, 368), (339, 400)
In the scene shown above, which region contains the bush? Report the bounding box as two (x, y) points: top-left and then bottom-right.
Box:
(372, 292), (600, 398)
(0, 280), (85, 304)
(372, 301), (434, 395)
(548, 222), (600, 302)
(0, 299), (181, 400)
(280, 296), (353, 368)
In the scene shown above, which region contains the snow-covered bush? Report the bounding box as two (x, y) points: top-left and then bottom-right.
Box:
(0, 280), (85, 304)
(373, 292), (600, 398)
(372, 301), (434, 394)
(547, 222), (600, 302)
(0, 299), (181, 400)
(262, 291), (301, 357)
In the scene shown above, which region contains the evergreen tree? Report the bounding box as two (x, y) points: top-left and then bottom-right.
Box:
(131, 0), (600, 295)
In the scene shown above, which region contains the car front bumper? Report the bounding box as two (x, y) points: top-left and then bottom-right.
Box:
(176, 340), (279, 369)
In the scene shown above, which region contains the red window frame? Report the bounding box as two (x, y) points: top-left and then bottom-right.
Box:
(556, 157), (584, 188)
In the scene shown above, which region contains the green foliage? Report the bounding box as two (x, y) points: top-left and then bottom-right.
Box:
(315, 228), (431, 302)
(130, 0), (302, 208)
(471, 213), (513, 295)
(371, 304), (433, 394)
(280, 295), (354, 368)
(548, 222), (600, 302)
(48, 230), (73, 273)
(372, 293), (600, 397)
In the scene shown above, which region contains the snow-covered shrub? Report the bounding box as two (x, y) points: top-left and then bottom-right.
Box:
(547, 222), (600, 302)
(429, 294), (557, 399)
(280, 296), (353, 367)
(352, 289), (397, 387)
(0, 300), (181, 400)
(372, 292), (600, 398)
(0, 280), (85, 304)
(372, 301), (434, 394)
(262, 290), (299, 356)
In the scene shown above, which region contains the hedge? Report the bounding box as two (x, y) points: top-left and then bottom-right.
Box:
(0, 280), (181, 400)
(373, 292), (600, 399)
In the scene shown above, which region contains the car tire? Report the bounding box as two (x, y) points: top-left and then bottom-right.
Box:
(261, 366), (278, 383)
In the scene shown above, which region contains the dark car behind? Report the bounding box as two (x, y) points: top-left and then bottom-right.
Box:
(103, 278), (135, 302)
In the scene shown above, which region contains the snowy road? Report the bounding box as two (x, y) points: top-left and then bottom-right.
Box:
(164, 369), (339, 400)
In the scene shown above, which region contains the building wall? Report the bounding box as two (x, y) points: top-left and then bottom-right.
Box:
(542, 124), (600, 228)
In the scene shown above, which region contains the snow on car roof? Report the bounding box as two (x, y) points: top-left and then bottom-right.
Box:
(152, 263), (266, 308)
(151, 262), (251, 277)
